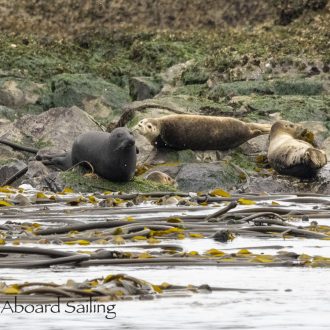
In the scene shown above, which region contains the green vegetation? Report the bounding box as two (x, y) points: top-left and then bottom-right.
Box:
(61, 171), (177, 193)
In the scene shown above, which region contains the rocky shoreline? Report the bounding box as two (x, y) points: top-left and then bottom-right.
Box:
(0, 1), (329, 194)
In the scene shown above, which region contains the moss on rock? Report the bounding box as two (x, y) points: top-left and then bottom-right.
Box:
(42, 73), (130, 118)
(61, 171), (177, 193)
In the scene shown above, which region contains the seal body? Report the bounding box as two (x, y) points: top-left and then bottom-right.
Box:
(52, 128), (137, 182)
(134, 115), (271, 150)
(267, 120), (327, 178)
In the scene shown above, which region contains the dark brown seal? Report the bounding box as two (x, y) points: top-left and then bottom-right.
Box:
(134, 115), (271, 150)
(51, 127), (137, 182)
(267, 120), (327, 178)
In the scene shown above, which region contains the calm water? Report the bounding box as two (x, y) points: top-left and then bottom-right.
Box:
(0, 196), (330, 329)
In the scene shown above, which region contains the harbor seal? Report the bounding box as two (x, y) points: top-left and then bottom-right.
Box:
(50, 127), (137, 182)
(133, 115), (271, 150)
(267, 120), (327, 178)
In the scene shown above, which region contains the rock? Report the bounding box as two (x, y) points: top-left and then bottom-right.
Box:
(22, 161), (64, 191)
(275, 0), (328, 25)
(134, 133), (155, 164)
(27, 172), (65, 192)
(238, 134), (269, 155)
(161, 60), (194, 85)
(247, 164), (330, 194)
(300, 121), (329, 145)
(150, 149), (198, 164)
(25, 160), (50, 179)
(175, 162), (241, 192)
(144, 171), (177, 186)
(158, 60), (194, 96)
(0, 105), (16, 121)
(143, 165), (182, 180)
(208, 78), (324, 99)
(0, 78), (44, 109)
(194, 151), (225, 162)
(181, 65), (209, 85)
(14, 106), (101, 150)
(0, 160), (27, 186)
(0, 122), (24, 142)
(46, 73), (131, 120)
(129, 76), (162, 101)
(0, 145), (25, 163)
(322, 137), (330, 159)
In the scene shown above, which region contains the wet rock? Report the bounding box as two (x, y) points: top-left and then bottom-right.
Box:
(175, 162), (241, 192)
(0, 160), (27, 186)
(129, 76), (162, 101)
(14, 106), (101, 150)
(247, 164), (330, 194)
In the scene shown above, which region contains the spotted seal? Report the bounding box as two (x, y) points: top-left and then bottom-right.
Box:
(134, 115), (271, 150)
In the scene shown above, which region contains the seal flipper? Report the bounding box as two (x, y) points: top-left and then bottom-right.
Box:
(306, 148), (327, 169)
(248, 123), (271, 134)
(49, 153), (72, 170)
(250, 129), (263, 138)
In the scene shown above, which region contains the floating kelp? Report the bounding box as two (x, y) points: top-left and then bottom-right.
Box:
(0, 245), (329, 269)
(0, 273), (274, 305)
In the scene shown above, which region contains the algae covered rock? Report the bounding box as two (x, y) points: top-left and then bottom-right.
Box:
(45, 73), (131, 119)
(129, 76), (162, 101)
(175, 162), (242, 192)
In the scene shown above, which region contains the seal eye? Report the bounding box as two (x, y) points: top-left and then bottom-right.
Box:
(117, 133), (122, 138)
(289, 124), (294, 128)
(147, 124), (152, 129)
